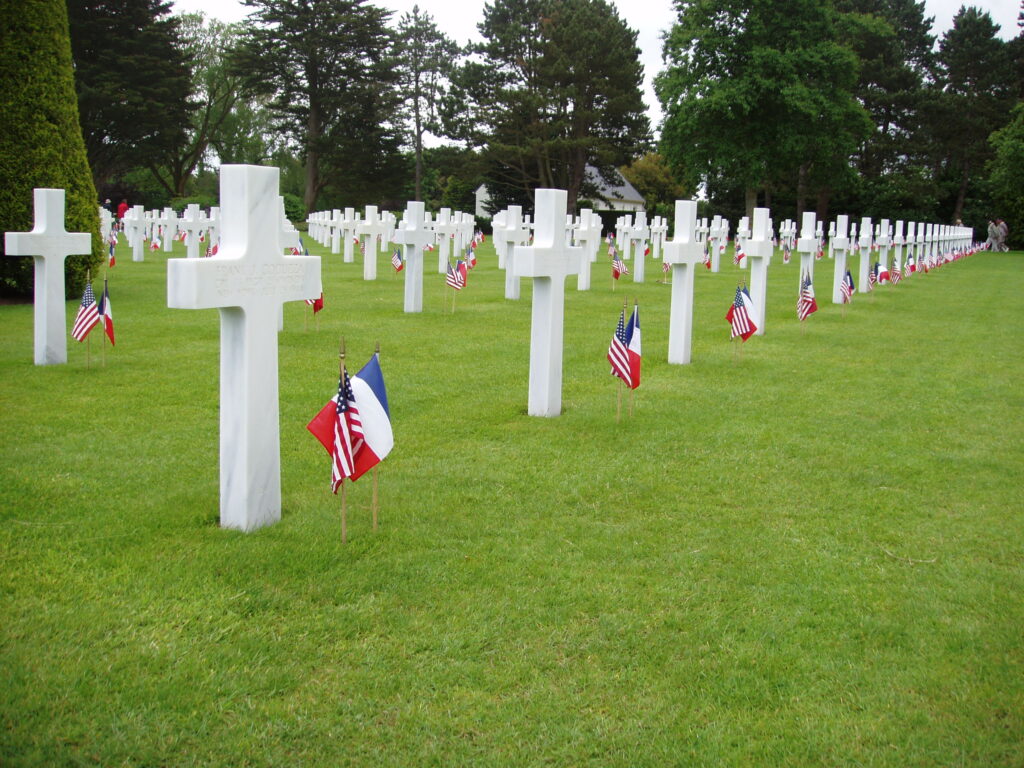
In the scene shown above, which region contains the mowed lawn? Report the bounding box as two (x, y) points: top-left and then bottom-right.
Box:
(1, 233), (1022, 766)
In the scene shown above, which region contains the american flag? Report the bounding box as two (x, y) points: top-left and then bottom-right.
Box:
(611, 253), (628, 279)
(71, 280), (99, 342)
(391, 250), (404, 272)
(725, 285), (756, 341)
(150, 230), (161, 251)
(331, 366), (364, 493)
(841, 270), (854, 303)
(797, 271), (818, 321)
(662, 261), (670, 273)
(466, 245), (477, 268)
(107, 232), (117, 267)
(305, 293), (324, 313)
(702, 243), (711, 269)
(891, 261), (902, 284)
(445, 260), (467, 290)
(782, 243), (791, 264)
(906, 253), (916, 273)
(607, 306), (631, 386)
(868, 263), (877, 289)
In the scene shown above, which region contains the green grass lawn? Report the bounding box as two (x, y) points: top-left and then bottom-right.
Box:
(1, 234), (1022, 766)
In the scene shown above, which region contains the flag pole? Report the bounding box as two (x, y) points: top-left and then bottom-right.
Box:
(616, 379), (622, 423)
(101, 274), (108, 367)
(339, 335), (348, 545)
(85, 269), (92, 369)
(372, 340), (380, 532)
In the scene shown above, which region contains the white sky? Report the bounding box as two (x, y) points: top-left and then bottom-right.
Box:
(172, 0), (1021, 135)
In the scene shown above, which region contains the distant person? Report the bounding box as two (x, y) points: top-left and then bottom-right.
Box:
(116, 199), (129, 232)
(986, 219), (999, 250)
(996, 219), (1009, 251)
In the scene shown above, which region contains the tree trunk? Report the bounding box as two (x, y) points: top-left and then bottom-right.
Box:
(816, 187), (831, 225)
(795, 163), (808, 221)
(953, 158), (969, 224)
(304, 104), (321, 213)
(744, 187), (757, 222)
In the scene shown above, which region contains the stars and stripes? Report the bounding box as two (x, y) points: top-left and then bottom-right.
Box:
(71, 280), (99, 342)
(611, 247), (628, 279)
(841, 270), (855, 303)
(391, 250), (404, 272)
(890, 260), (902, 284)
(331, 366), (364, 493)
(607, 306), (631, 387)
(733, 241), (746, 265)
(797, 270), (818, 321)
(782, 243), (791, 264)
(725, 285), (757, 341)
(445, 259), (467, 290)
(305, 293), (324, 313)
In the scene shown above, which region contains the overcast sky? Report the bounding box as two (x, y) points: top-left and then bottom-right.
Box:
(172, 0), (1021, 134)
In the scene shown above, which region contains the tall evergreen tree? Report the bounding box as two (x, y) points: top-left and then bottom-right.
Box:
(393, 6), (459, 202)
(450, 0), (650, 214)
(657, 0), (870, 220)
(0, 0), (102, 298)
(931, 7), (1014, 223)
(67, 0), (193, 191)
(234, 0), (406, 211)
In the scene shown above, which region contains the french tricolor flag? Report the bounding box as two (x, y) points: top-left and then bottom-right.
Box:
(307, 352), (393, 482)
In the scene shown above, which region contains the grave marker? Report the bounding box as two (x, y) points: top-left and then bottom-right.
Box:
(514, 189), (581, 417)
(393, 201), (434, 313)
(4, 188), (92, 365)
(167, 165), (320, 531)
(747, 208), (772, 335)
(662, 199), (703, 364)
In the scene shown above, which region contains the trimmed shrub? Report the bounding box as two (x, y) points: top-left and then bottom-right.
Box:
(0, 0), (102, 298)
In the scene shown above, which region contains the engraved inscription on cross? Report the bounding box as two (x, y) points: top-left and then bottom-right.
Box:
(393, 200), (434, 313)
(167, 165), (321, 532)
(662, 199), (704, 364)
(4, 188), (92, 365)
(746, 208), (773, 335)
(513, 189), (581, 417)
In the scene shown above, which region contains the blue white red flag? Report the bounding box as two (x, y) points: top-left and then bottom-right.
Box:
(97, 281), (115, 346)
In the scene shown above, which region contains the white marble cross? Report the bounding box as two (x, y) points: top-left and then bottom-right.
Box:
(735, 216), (751, 268)
(514, 189), (581, 417)
(393, 201), (433, 313)
(341, 208), (360, 263)
(433, 208), (457, 273)
(827, 220), (836, 260)
(499, 206), (530, 300)
(627, 212), (650, 282)
(157, 207), (177, 252)
(876, 219), (892, 276)
(830, 215), (851, 304)
(208, 206), (221, 248)
(858, 217), (873, 293)
(167, 165), (320, 532)
(662, 200), (704, 364)
(796, 212), (818, 282)
(358, 205), (387, 280)
(746, 208), (772, 335)
(125, 205), (146, 262)
(4, 188), (93, 365)
(99, 207), (113, 241)
(179, 204), (207, 260)
(650, 215), (668, 265)
(573, 208), (601, 291)
(892, 220), (905, 274)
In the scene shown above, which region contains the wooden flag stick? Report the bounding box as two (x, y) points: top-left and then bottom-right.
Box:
(305, 306), (308, 332)
(372, 467), (379, 531)
(373, 339), (380, 532)
(341, 482), (348, 544)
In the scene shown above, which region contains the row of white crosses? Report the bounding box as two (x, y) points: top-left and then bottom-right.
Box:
(491, 205), (531, 300)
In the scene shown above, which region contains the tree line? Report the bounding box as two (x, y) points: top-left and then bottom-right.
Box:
(65, 0), (1024, 245)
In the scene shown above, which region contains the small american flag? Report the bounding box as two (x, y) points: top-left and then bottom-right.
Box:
(841, 270), (854, 303)
(782, 243), (791, 264)
(71, 280), (99, 342)
(733, 242), (745, 265)
(797, 271), (818, 321)
(725, 285), (756, 341)
(611, 254), (627, 279)
(445, 260), (467, 290)
(662, 261), (670, 273)
(391, 250), (404, 272)
(607, 306), (631, 386)
(891, 261), (902, 284)
(868, 263), (877, 289)
(331, 367), (364, 493)
(702, 243), (711, 269)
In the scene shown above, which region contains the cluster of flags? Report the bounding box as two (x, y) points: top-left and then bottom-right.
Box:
(71, 278), (115, 346)
(607, 302), (641, 389)
(306, 352), (393, 492)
